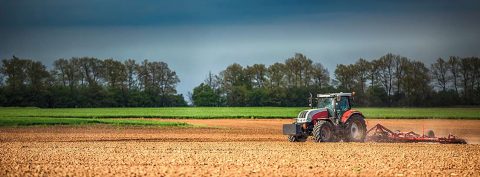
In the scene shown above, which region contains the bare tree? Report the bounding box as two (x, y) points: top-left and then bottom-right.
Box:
(78, 57), (103, 87)
(459, 57), (473, 98)
(285, 53), (313, 87)
(267, 62), (285, 89)
(26, 60), (50, 90)
(311, 62), (329, 89)
(53, 59), (68, 87)
(124, 59), (138, 90)
(448, 56), (460, 95)
(368, 59), (381, 88)
(471, 57), (480, 92)
(354, 58), (370, 94)
(431, 58), (450, 92)
(245, 64), (267, 88)
(394, 56), (409, 95)
(334, 64), (356, 91)
(103, 58), (127, 89)
(377, 54), (395, 102)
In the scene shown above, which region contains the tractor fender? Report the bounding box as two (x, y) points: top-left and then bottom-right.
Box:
(341, 109), (364, 123)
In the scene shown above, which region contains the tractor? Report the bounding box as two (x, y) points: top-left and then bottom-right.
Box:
(282, 92), (367, 142)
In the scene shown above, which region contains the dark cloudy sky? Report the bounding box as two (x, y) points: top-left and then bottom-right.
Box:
(1, 0), (479, 97)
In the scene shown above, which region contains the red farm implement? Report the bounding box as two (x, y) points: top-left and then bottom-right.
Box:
(366, 124), (467, 144)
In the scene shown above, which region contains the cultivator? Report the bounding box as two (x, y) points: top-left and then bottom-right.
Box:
(366, 124), (467, 144)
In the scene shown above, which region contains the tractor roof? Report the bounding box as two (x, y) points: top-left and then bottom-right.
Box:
(317, 92), (352, 98)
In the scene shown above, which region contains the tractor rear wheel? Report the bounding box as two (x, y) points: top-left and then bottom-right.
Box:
(288, 135), (307, 142)
(313, 120), (334, 142)
(344, 114), (367, 142)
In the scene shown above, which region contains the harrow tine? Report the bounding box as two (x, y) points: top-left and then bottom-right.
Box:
(366, 124), (467, 144)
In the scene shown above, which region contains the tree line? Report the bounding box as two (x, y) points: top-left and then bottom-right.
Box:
(191, 53), (480, 107)
(0, 56), (186, 107)
(191, 53), (333, 107)
(1, 53), (479, 108)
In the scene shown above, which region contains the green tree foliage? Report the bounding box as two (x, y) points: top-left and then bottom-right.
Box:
(135, 60), (180, 106)
(335, 54), (433, 106)
(192, 83), (221, 106)
(400, 61), (431, 106)
(0, 56), (186, 107)
(194, 53), (331, 107)
(333, 59), (371, 105)
(334, 54), (480, 107)
(0, 56), (50, 107)
(192, 53), (480, 107)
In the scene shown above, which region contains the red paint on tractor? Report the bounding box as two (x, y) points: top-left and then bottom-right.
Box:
(311, 111), (328, 125)
(312, 111), (328, 120)
(341, 109), (362, 123)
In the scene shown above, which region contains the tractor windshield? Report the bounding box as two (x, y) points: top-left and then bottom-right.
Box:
(317, 97), (334, 113)
(317, 97), (333, 116)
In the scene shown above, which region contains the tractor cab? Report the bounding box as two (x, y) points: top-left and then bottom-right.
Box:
(314, 93), (353, 123)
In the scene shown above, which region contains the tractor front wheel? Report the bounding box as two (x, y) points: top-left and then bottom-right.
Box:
(288, 135), (307, 142)
(344, 114), (367, 142)
(313, 120), (334, 142)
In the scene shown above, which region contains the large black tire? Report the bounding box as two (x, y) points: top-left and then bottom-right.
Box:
(313, 120), (334, 142)
(288, 135), (307, 142)
(344, 114), (367, 142)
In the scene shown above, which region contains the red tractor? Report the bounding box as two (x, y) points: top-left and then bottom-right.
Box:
(283, 92), (367, 142)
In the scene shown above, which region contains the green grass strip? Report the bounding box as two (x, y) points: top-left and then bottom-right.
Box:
(0, 107), (479, 119)
(0, 117), (190, 127)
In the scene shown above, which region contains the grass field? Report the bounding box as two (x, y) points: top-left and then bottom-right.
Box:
(0, 107), (479, 121)
(0, 117), (190, 127)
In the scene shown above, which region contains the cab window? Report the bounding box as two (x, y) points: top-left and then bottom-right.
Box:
(336, 96), (350, 113)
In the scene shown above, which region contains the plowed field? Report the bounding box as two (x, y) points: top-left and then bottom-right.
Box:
(1, 119), (479, 176)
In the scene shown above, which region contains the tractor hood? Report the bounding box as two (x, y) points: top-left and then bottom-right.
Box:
(296, 108), (328, 123)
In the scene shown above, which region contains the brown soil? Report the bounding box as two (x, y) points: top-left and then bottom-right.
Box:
(1, 119), (479, 176)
